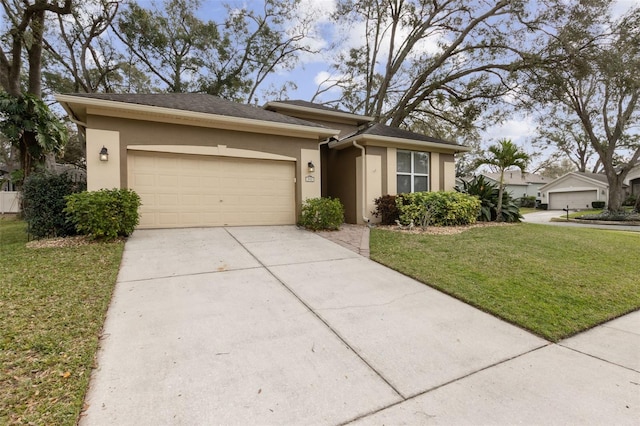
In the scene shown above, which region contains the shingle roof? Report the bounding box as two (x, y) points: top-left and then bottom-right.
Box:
(576, 172), (609, 184)
(271, 99), (354, 115)
(348, 123), (462, 147)
(65, 93), (328, 128)
(483, 170), (548, 185)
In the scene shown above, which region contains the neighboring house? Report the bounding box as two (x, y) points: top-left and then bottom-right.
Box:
(623, 162), (640, 197)
(56, 93), (470, 228)
(538, 172), (614, 210)
(480, 170), (548, 201)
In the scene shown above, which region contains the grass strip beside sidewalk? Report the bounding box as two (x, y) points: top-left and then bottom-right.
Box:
(370, 223), (640, 341)
(0, 217), (124, 425)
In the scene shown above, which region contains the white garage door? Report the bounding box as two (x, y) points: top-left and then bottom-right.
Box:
(128, 151), (295, 228)
(549, 190), (597, 210)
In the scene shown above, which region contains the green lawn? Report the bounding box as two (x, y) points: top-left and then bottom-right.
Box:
(370, 223), (640, 341)
(0, 217), (124, 425)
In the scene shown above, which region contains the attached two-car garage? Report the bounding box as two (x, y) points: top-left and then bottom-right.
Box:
(128, 151), (296, 228)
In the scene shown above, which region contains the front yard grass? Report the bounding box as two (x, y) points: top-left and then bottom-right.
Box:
(370, 223), (640, 342)
(0, 217), (124, 425)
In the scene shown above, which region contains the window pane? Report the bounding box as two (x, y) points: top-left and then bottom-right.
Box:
(397, 175), (411, 193)
(414, 176), (428, 192)
(397, 150), (411, 173)
(414, 152), (429, 174)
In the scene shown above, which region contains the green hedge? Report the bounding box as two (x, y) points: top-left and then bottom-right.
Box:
(22, 171), (86, 238)
(65, 189), (141, 239)
(396, 191), (481, 227)
(298, 197), (344, 231)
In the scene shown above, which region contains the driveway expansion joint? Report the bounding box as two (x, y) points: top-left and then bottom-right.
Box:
(223, 227), (406, 401)
(558, 343), (640, 373)
(338, 342), (552, 425)
(117, 266), (264, 284)
(315, 289), (429, 312)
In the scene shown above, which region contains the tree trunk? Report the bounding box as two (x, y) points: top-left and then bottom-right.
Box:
(606, 174), (626, 212)
(496, 170), (505, 221)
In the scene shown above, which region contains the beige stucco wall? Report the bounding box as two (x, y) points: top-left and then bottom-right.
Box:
(300, 148), (321, 200)
(356, 154), (382, 225)
(86, 115), (322, 219)
(86, 128), (121, 191)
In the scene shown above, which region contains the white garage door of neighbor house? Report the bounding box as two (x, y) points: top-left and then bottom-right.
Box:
(128, 151), (295, 228)
(549, 190), (597, 210)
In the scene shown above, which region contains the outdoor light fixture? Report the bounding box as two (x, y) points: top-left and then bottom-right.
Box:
(99, 146), (109, 162)
(307, 161), (315, 173)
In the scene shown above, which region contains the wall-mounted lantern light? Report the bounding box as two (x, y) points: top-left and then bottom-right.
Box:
(99, 146), (109, 162)
(307, 161), (315, 173)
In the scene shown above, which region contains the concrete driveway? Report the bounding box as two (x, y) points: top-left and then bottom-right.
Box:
(80, 226), (640, 425)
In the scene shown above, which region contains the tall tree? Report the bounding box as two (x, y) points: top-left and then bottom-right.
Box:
(41, 0), (130, 94)
(115, 0), (218, 94)
(115, 0), (316, 102)
(524, 2), (640, 212)
(320, 0), (553, 132)
(475, 139), (530, 221)
(535, 115), (601, 173)
(0, 0), (72, 97)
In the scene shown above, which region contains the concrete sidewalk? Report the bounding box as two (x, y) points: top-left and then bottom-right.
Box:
(80, 226), (639, 425)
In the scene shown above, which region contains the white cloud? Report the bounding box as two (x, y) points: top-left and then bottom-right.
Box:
(482, 115), (537, 145)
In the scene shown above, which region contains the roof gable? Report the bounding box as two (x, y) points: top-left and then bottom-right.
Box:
(539, 172), (610, 191)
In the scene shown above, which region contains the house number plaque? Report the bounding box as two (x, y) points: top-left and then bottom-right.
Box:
(305, 175), (315, 182)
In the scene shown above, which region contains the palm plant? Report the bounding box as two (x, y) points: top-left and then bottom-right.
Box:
(456, 175), (522, 222)
(474, 139), (530, 221)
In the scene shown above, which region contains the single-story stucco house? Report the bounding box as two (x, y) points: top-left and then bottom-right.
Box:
(56, 93), (470, 228)
(477, 170), (548, 201)
(538, 172), (615, 210)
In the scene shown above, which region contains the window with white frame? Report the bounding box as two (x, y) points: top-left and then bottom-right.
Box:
(397, 150), (429, 193)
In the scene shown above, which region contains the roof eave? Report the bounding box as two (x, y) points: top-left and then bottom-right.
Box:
(329, 133), (471, 153)
(56, 94), (340, 139)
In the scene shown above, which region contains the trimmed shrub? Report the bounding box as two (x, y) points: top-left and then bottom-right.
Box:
(518, 196), (537, 208)
(396, 191), (480, 227)
(298, 197), (344, 231)
(591, 201), (606, 209)
(65, 189), (141, 239)
(373, 194), (399, 225)
(623, 194), (637, 207)
(22, 171), (86, 238)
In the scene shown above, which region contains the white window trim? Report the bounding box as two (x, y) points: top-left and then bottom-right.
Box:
(397, 150), (430, 193)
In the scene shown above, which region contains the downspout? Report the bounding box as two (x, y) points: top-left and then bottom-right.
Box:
(352, 141), (370, 224)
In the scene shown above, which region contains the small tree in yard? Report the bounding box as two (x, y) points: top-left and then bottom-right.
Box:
(0, 93), (68, 180)
(474, 139), (530, 221)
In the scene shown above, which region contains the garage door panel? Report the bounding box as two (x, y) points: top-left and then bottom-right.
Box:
(549, 190), (597, 210)
(128, 151), (295, 228)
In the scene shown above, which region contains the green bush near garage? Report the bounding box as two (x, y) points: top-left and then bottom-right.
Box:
(21, 170), (86, 238)
(298, 197), (344, 231)
(65, 189), (141, 240)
